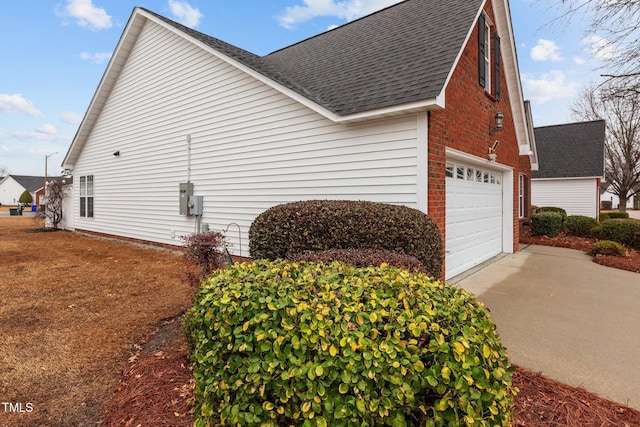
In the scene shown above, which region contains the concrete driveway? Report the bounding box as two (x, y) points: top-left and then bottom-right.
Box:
(451, 244), (640, 410)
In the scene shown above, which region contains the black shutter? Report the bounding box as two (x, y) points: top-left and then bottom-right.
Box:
(494, 34), (501, 101)
(478, 14), (486, 88)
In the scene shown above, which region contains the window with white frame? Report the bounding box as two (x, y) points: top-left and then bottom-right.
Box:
(519, 174), (528, 218)
(79, 175), (94, 218)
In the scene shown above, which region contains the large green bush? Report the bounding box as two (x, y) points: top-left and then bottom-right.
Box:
(288, 248), (427, 274)
(249, 200), (443, 278)
(186, 260), (515, 427)
(564, 215), (598, 238)
(531, 212), (564, 237)
(598, 219), (640, 247)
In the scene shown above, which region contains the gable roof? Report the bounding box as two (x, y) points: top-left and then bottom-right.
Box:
(532, 120), (605, 179)
(7, 175), (46, 192)
(64, 0), (534, 168)
(143, 1), (483, 116)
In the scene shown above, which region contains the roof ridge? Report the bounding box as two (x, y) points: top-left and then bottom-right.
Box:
(534, 119), (605, 130)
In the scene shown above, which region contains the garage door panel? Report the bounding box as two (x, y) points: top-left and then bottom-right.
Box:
(446, 161), (503, 279)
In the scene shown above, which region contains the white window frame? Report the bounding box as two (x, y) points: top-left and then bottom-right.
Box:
(79, 175), (94, 218)
(519, 174), (527, 218)
(484, 18), (492, 95)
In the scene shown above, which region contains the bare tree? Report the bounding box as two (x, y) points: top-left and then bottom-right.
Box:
(38, 178), (66, 229)
(0, 166), (7, 179)
(571, 83), (640, 212)
(547, 0), (640, 92)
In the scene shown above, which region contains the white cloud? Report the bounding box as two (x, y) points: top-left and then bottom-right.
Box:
(530, 39), (562, 62)
(583, 35), (622, 61)
(59, 0), (112, 30)
(13, 124), (66, 142)
(522, 70), (579, 104)
(61, 111), (83, 125)
(168, 0), (203, 28)
(277, 0), (403, 29)
(573, 57), (586, 65)
(79, 51), (112, 64)
(0, 94), (42, 117)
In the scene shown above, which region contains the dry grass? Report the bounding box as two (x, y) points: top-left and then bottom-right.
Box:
(0, 216), (193, 426)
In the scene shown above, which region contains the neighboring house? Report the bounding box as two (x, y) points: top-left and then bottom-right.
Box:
(601, 183), (639, 210)
(62, 0), (537, 279)
(531, 120), (605, 218)
(0, 175), (45, 206)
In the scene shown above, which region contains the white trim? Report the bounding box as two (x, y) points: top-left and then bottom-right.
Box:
(417, 112), (428, 213)
(446, 147), (514, 255)
(532, 176), (603, 181)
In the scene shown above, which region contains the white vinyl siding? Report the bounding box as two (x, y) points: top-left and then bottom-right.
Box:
(71, 20), (421, 254)
(531, 178), (599, 218)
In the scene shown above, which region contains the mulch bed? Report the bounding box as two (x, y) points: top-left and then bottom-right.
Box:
(101, 314), (640, 427)
(101, 230), (640, 426)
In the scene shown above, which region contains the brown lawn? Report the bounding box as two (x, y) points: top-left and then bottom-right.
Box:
(2, 211), (640, 426)
(0, 214), (193, 426)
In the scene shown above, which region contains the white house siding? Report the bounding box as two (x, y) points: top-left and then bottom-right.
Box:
(70, 19), (421, 256)
(531, 178), (599, 218)
(0, 177), (28, 206)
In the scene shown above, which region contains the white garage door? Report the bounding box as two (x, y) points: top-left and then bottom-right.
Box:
(446, 161), (503, 279)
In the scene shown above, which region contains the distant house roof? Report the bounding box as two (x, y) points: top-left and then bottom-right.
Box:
(145, 0), (483, 116)
(9, 175), (46, 192)
(532, 120), (605, 179)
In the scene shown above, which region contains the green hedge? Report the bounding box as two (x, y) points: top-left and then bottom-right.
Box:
(598, 219), (640, 247)
(564, 215), (598, 238)
(249, 200), (443, 278)
(599, 212), (630, 221)
(186, 260), (515, 427)
(534, 206), (567, 220)
(531, 212), (564, 237)
(591, 240), (626, 256)
(288, 248), (427, 274)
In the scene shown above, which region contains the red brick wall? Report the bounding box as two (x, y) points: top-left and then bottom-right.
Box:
(427, 1), (531, 271)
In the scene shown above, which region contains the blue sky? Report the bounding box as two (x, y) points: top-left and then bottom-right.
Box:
(0, 0), (609, 176)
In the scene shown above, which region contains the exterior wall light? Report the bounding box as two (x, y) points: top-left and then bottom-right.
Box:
(489, 111), (504, 134)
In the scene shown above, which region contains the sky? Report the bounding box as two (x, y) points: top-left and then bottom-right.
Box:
(0, 0), (612, 176)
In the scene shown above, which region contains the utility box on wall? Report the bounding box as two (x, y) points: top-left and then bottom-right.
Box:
(179, 182), (193, 215)
(188, 195), (203, 216)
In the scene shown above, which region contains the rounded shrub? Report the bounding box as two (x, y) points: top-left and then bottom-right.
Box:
(591, 240), (626, 257)
(534, 206), (567, 220)
(288, 248), (428, 274)
(564, 215), (598, 238)
(599, 212), (630, 221)
(598, 219), (640, 246)
(249, 200), (443, 278)
(186, 260), (515, 427)
(531, 211), (564, 237)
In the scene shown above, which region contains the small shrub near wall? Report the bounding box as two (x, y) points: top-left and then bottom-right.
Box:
(531, 212), (564, 237)
(181, 231), (227, 287)
(534, 206), (567, 221)
(249, 200), (443, 278)
(186, 260), (516, 427)
(564, 215), (599, 238)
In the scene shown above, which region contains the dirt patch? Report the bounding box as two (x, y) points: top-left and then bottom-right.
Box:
(0, 216), (193, 426)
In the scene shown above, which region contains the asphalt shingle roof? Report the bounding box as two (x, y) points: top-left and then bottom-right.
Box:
(10, 175), (46, 192)
(532, 120), (605, 179)
(144, 0), (484, 115)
